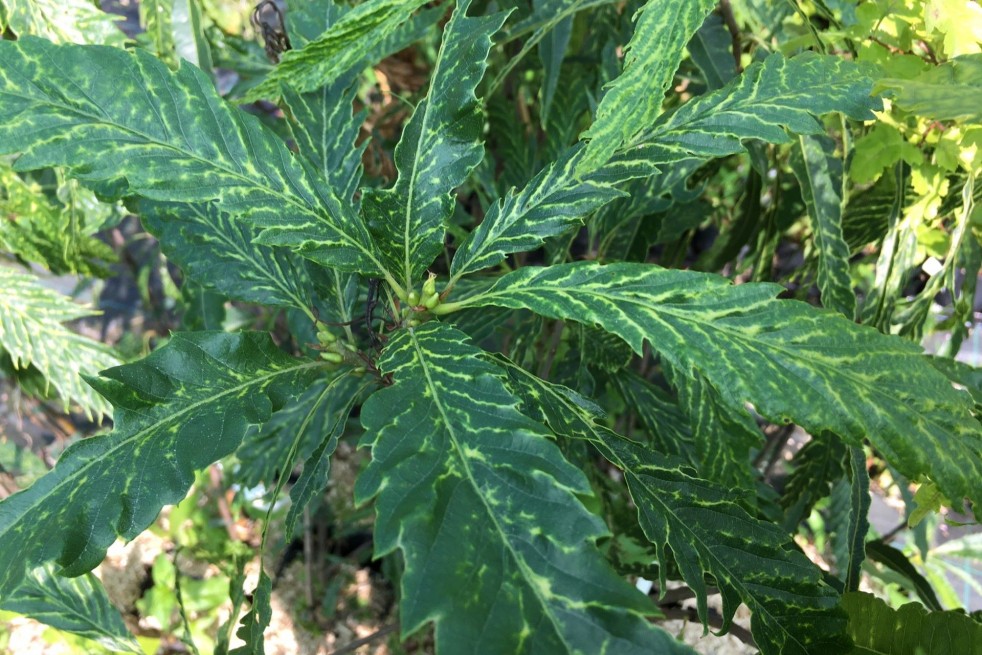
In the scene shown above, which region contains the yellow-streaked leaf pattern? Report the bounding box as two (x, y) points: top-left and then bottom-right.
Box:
(363, 0), (506, 288)
(619, 53), (881, 169)
(244, 0), (430, 102)
(0, 564), (140, 654)
(140, 200), (313, 311)
(576, 0), (716, 175)
(354, 322), (694, 654)
(791, 134), (856, 318)
(0, 0), (126, 46)
(495, 359), (849, 655)
(0, 266), (119, 419)
(0, 37), (386, 276)
(0, 332), (320, 599)
(447, 262), (982, 509)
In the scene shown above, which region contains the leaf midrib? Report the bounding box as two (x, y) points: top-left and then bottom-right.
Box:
(407, 329), (573, 651)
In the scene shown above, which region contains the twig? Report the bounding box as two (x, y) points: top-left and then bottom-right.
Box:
(537, 320), (565, 380)
(328, 624), (398, 655)
(209, 465), (237, 540)
(717, 0), (743, 72)
(303, 505), (315, 609)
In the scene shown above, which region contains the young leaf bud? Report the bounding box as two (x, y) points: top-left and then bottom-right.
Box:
(422, 272), (437, 298)
(320, 352), (344, 364)
(423, 292), (440, 310)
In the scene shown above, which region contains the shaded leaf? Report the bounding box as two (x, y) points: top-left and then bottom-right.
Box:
(864, 540), (944, 612)
(355, 322), (692, 654)
(364, 0), (506, 287)
(0, 332), (320, 598)
(0, 564), (140, 653)
(495, 357), (848, 655)
(829, 447), (870, 592)
(0, 37), (386, 276)
(792, 134), (855, 318)
(447, 261), (982, 509)
(782, 432), (849, 529)
(689, 12), (738, 91)
(0, 266), (119, 418)
(841, 591), (982, 655)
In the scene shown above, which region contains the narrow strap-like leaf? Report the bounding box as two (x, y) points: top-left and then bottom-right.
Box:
(445, 261), (982, 509)
(0, 332), (320, 598)
(496, 358), (848, 655)
(791, 134), (856, 318)
(829, 447), (870, 593)
(355, 322), (694, 654)
(0, 37), (386, 277)
(576, 0), (717, 175)
(363, 0), (507, 288)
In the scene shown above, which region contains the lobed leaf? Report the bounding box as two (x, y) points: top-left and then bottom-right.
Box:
(0, 266), (119, 418)
(0, 564), (140, 654)
(496, 358), (848, 655)
(0, 332), (320, 599)
(355, 322), (692, 654)
(244, 0), (431, 102)
(0, 37), (386, 277)
(446, 261), (982, 509)
(577, 0), (717, 175)
(363, 0), (507, 287)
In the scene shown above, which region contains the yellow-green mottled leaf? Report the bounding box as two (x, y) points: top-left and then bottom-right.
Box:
(0, 37), (386, 276)
(244, 0), (431, 102)
(0, 266), (119, 419)
(496, 359), (849, 655)
(0, 0), (125, 46)
(355, 322), (694, 654)
(875, 54), (982, 123)
(0, 332), (320, 599)
(447, 262), (982, 509)
(363, 0), (506, 288)
(0, 564), (140, 654)
(576, 0), (716, 175)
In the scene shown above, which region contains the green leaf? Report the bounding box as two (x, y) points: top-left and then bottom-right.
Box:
(864, 540), (943, 612)
(576, 0), (717, 175)
(355, 322), (692, 654)
(172, 0), (213, 74)
(791, 134), (856, 318)
(445, 261), (982, 509)
(622, 53), (880, 168)
(782, 432), (849, 529)
(930, 356), (982, 411)
(139, 0), (175, 60)
(0, 564), (140, 654)
(537, 12), (572, 123)
(231, 568), (271, 655)
(0, 331), (320, 599)
(450, 146), (628, 280)
(0, 0), (125, 46)
(689, 12), (738, 91)
(244, 0), (431, 102)
(140, 201), (313, 312)
(495, 358), (848, 655)
(609, 370), (695, 459)
(829, 447), (870, 593)
(841, 591), (982, 655)
(0, 37), (386, 277)
(0, 266), (119, 418)
(875, 54), (982, 122)
(282, 74), (367, 205)
(363, 0), (506, 288)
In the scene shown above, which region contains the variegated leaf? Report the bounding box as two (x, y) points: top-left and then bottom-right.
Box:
(443, 262), (982, 509)
(0, 37), (387, 277)
(0, 266), (119, 419)
(0, 564), (140, 654)
(0, 0), (125, 46)
(140, 201), (313, 311)
(792, 134), (856, 318)
(576, 0), (717, 175)
(0, 332), (320, 599)
(355, 322), (694, 654)
(495, 358), (848, 655)
(244, 0), (431, 102)
(363, 0), (506, 288)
